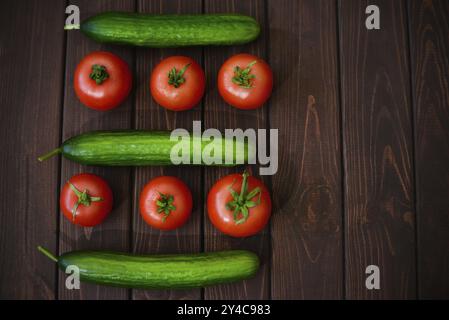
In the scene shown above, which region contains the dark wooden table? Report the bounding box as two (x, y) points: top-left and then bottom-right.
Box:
(1, 0), (448, 300)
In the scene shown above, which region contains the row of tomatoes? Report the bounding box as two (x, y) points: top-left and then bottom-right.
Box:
(62, 172), (271, 238)
(75, 52), (273, 111)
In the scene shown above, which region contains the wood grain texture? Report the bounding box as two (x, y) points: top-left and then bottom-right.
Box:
(58, 0), (135, 300)
(339, 0), (416, 299)
(131, 0), (202, 300)
(408, 0), (449, 299)
(0, 0), (65, 299)
(203, 0), (270, 300)
(268, 0), (343, 299)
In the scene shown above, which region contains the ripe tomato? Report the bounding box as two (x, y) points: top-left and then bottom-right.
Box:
(150, 56), (205, 111)
(139, 176), (193, 230)
(218, 53), (273, 110)
(60, 173), (113, 227)
(74, 51), (132, 111)
(207, 171), (271, 237)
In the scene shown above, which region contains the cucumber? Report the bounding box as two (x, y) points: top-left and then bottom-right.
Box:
(81, 12), (260, 47)
(38, 130), (253, 166)
(38, 247), (259, 289)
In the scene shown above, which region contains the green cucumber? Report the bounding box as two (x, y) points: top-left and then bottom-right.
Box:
(81, 12), (260, 47)
(38, 247), (259, 289)
(38, 130), (252, 166)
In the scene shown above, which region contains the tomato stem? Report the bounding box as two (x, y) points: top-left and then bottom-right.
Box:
(168, 63), (191, 88)
(89, 64), (109, 85)
(37, 246), (58, 263)
(232, 60), (257, 88)
(226, 171), (261, 224)
(69, 182), (103, 221)
(156, 192), (176, 222)
(38, 148), (62, 162)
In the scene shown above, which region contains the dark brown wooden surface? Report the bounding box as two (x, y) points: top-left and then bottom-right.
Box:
(408, 0), (449, 299)
(269, 0), (343, 299)
(339, 0), (416, 299)
(0, 0), (65, 300)
(1, 0), (449, 300)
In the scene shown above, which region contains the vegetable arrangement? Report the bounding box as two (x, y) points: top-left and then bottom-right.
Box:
(37, 246), (259, 289)
(38, 11), (275, 290)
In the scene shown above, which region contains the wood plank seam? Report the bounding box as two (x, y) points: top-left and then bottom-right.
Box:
(404, 0), (420, 300)
(262, 0), (273, 301)
(336, 0), (348, 300)
(128, 0), (138, 301)
(55, 0), (70, 300)
(200, 0), (206, 302)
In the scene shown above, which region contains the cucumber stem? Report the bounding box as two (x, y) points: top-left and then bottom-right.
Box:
(37, 246), (58, 263)
(38, 148), (61, 162)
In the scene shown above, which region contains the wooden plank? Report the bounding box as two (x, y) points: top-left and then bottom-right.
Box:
(408, 0), (449, 299)
(58, 0), (135, 300)
(0, 0), (65, 299)
(203, 0), (270, 300)
(131, 0), (202, 300)
(268, 0), (343, 299)
(339, 0), (416, 299)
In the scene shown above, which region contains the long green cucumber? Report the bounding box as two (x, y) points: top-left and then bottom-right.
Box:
(80, 12), (260, 47)
(38, 247), (259, 289)
(38, 130), (253, 166)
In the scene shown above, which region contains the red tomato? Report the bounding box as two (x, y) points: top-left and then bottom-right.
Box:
(150, 56), (205, 111)
(218, 53), (273, 110)
(139, 176), (193, 230)
(74, 51), (132, 111)
(207, 171), (271, 237)
(60, 173), (113, 227)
